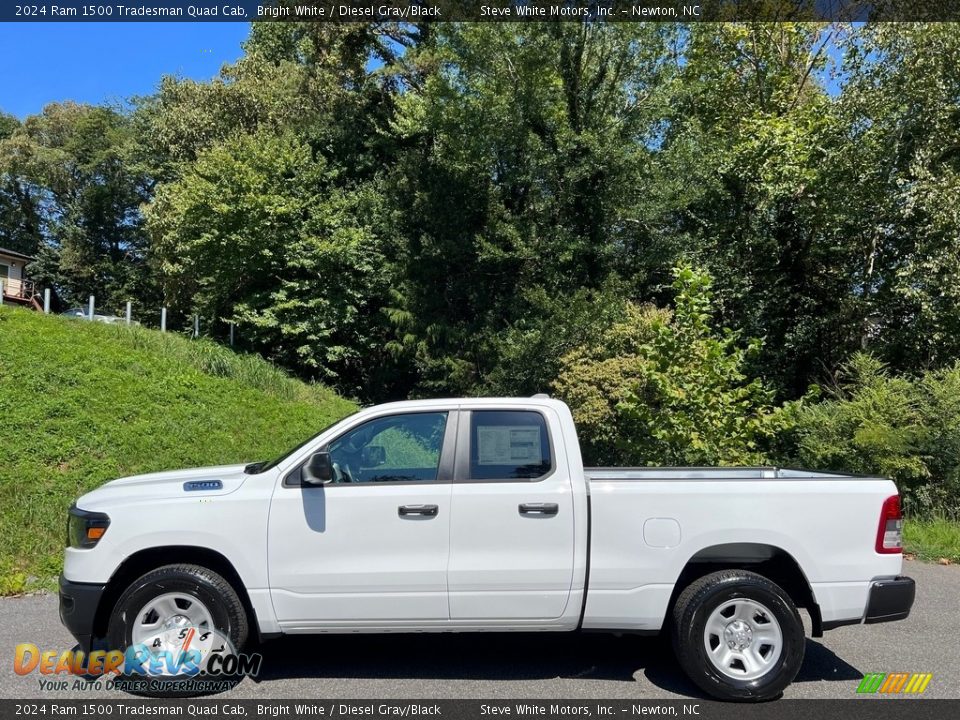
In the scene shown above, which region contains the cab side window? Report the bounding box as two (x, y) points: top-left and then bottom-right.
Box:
(327, 412), (448, 483)
(469, 410), (552, 481)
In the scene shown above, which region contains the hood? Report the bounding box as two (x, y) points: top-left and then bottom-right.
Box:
(76, 463), (251, 510)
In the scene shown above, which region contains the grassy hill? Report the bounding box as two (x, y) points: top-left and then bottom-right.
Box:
(0, 306), (357, 594)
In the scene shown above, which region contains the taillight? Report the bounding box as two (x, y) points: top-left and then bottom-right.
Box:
(876, 495), (903, 554)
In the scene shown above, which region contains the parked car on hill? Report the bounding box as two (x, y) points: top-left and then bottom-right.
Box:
(61, 308), (138, 325)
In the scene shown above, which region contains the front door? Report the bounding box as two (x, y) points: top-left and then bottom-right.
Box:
(268, 410), (456, 628)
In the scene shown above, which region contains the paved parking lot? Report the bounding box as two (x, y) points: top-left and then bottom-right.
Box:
(2, 560), (957, 700)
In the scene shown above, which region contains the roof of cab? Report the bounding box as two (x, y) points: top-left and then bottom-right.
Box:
(357, 396), (567, 414)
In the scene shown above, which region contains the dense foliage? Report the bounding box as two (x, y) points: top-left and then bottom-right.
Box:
(789, 355), (960, 517)
(2, 22), (960, 514)
(555, 265), (784, 467)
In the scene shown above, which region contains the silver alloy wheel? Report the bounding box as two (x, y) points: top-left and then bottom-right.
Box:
(703, 598), (783, 681)
(130, 592), (215, 674)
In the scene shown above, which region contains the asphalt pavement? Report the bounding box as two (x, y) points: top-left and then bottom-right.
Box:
(1, 559), (957, 700)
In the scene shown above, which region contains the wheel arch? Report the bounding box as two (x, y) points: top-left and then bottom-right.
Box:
(668, 542), (822, 636)
(93, 546), (261, 642)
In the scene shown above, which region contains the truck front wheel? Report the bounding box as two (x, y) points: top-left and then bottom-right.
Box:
(671, 569), (805, 701)
(106, 564), (249, 695)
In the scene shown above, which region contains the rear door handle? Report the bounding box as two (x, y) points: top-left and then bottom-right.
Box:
(398, 504), (439, 517)
(519, 503), (559, 516)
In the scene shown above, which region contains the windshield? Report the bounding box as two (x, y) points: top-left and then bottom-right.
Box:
(244, 414), (354, 474)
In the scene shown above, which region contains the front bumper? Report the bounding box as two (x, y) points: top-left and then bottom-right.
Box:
(864, 575), (915, 624)
(58, 574), (106, 653)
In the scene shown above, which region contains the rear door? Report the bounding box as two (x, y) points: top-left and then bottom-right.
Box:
(447, 408), (575, 621)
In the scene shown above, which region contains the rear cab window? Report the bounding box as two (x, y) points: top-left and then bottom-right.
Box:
(468, 410), (553, 481)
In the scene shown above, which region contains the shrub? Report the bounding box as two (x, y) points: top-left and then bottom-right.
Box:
(789, 354), (960, 517)
(480, 282), (632, 397)
(554, 264), (784, 466)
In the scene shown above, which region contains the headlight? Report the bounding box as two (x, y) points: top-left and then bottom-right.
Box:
(67, 505), (110, 549)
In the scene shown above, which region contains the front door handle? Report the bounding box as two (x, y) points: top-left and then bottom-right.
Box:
(519, 503), (559, 516)
(399, 504), (439, 517)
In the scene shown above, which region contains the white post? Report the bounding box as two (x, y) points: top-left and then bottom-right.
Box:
(88, 295), (95, 321)
(229, 322), (235, 347)
(194, 314), (199, 338)
(126, 301), (132, 325)
(43, 288), (51, 313)
(160, 307), (167, 332)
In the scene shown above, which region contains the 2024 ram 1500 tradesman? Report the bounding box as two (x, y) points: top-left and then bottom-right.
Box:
(60, 397), (915, 700)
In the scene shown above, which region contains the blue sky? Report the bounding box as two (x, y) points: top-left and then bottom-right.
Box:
(0, 22), (845, 120)
(0, 23), (251, 118)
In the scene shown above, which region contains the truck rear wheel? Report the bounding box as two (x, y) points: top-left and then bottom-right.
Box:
(671, 569), (805, 701)
(106, 564), (249, 696)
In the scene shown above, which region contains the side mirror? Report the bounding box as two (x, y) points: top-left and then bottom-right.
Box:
(302, 452), (334, 486)
(361, 445), (386, 467)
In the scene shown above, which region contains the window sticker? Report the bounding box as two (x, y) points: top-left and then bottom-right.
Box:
(477, 425), (542, 465)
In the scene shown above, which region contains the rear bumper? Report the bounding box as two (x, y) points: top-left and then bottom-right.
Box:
(864, 575), (915, 624)
(58, 574), (106, 653)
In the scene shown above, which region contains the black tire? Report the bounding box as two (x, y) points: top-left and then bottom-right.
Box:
(671, 569), (805, 702)
(107, 564), (248, 697)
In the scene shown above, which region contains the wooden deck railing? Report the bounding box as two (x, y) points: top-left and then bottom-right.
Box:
(1, 277), (36, 300)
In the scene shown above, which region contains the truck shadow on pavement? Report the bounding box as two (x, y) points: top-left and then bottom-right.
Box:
(246, 632), (862, 698)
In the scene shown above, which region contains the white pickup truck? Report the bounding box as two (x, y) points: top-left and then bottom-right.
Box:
(60, 397), (914, 700)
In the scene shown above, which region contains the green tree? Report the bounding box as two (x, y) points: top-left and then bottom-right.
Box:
(141, 23), (413, 399)
(651, 23), (863, 398)
(789, 354), (960, 516)
(0, 102), (154, 309)
(555, 265), (784, 466)
(132, 52), (309, 182)
(384, 22), (679, 394)
(832, 25), (960, 371)
(480, 281), (632, 398)
(146, 131), (399, 397)
(0, 111), (42, 257)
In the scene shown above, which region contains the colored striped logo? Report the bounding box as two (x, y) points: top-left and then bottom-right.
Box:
(857, 672), (933, 694)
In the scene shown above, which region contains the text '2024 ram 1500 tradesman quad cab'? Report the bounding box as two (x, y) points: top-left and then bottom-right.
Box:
(60, 397), (915, 701)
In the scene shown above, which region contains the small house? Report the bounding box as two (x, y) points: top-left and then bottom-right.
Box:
(0, 247), (40, 309)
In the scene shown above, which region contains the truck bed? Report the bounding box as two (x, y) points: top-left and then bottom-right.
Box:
(579, 465), (900, 632)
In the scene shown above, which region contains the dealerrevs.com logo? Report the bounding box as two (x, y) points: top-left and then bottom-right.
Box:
(14, 626), (262, 694)
(856, 672), (933, 695)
